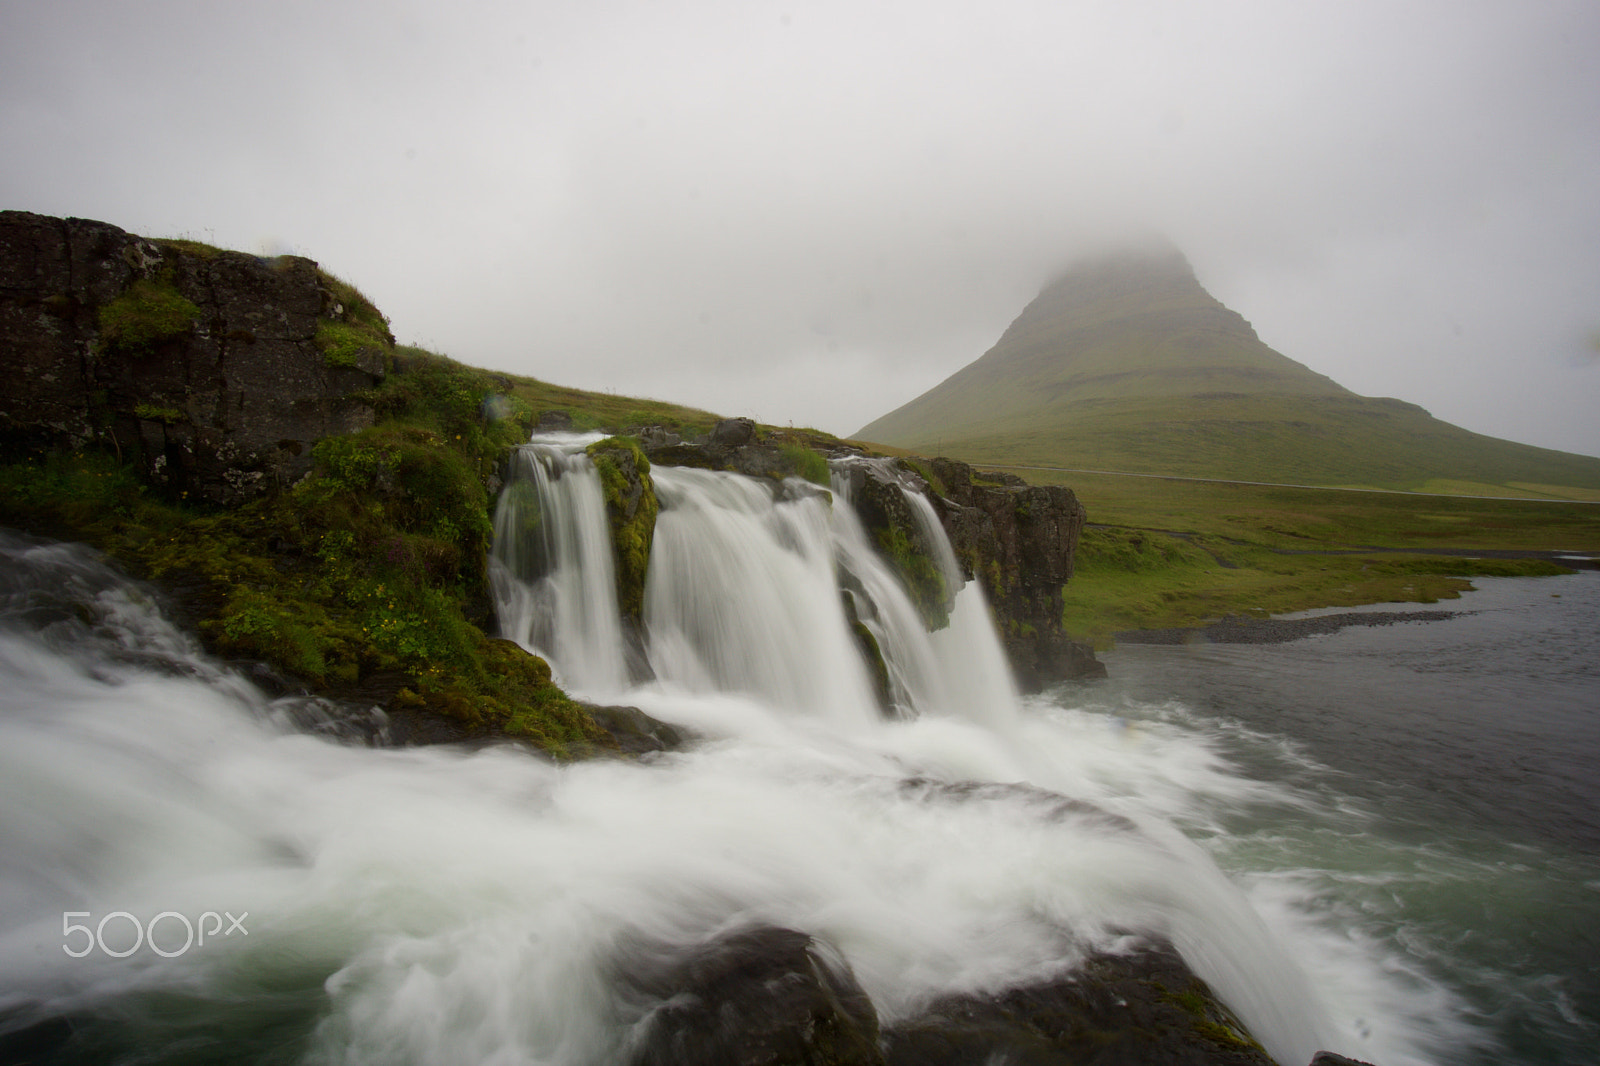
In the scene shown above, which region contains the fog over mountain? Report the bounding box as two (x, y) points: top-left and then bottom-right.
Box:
(857, 244), (1600, 493)
(3, 0), (1597, 456)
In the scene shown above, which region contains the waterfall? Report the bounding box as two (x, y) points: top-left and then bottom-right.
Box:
(490, 437), (630, 695)
(8, 445), (1478, 1066)
(641, 465), (881, 725)
(492, 441), (1022, 727)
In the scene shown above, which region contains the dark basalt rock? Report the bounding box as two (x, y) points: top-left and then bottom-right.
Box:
(615, 925), (1315, 1066)
(619, 925), (884, 1066)
(882, 939), (1274, 1066)
(583, 702), (687, 755)
(897, 776), (1143, 836)
(929, 456), (1105, 688)
(709, 416), (756, 447)
(638, 420), (789, 481)
(836, 459), (954, 630)
(0, 210), (384, 504)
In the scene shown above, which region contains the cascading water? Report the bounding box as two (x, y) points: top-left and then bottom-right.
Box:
(641, 465), (881, 725)
(0, 444), (1517, 1066)
(490, 437), (630, 695)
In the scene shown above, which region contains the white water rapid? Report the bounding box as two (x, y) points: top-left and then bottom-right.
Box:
(0, 440), (1470, 1065)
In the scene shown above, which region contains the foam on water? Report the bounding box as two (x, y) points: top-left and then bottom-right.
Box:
(0, 460), (1528, 1064)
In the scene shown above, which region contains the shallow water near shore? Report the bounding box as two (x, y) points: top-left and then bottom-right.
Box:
(1087, 569), (1600, 1065)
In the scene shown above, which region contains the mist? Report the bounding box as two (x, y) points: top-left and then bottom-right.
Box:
(4, 0), (1597, 455)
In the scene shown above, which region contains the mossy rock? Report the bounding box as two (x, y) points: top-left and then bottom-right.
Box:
(0, 347), (599, 756)
(586, 435), (658, 621)
(874, 522), (950, 631)
(851, 619), (893, 716)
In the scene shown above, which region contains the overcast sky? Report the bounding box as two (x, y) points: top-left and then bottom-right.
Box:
(4, 0), (1597, 457)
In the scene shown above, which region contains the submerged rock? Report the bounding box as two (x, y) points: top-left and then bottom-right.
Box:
(582, 702), (686, 755)
(616, 925), (1289, 1066)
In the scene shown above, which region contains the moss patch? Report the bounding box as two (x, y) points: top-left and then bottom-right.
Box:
(96, 278), (201, 356)
(315, 320), (382, 368)
(875, 522), (950, 630)
(1157, 981), (1265, 1053)
(314, 271), (393, 368)
(585, 435), (658, 621)
(132, 404), (185, 424)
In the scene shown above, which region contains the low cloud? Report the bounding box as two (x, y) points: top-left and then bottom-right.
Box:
(3, 0), (1597, 455)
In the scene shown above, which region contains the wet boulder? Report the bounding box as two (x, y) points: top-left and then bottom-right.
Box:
(883, 938), (1274, 1066)
(619, 925), (884, 1066)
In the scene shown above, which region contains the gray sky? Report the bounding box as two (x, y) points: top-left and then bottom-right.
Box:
(5, 0), (1597, 457)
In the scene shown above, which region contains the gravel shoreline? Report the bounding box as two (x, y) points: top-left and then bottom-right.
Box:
(1116, 609), (1466, 645)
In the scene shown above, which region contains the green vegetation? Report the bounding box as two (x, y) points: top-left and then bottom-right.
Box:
(154, 237), (226, 260)
(875, 522), (950, 630)
(510, 379), (720, 438)
(1159, 982), (1265, 1053)
(1030, 469), (1597, 646)
(885, 392), (1600, 498)
(315, 320), (381, 368)
(132, 404), (185, 424)
(96, 278), (201, 356)
(1023, 468), (1600, 552)
(585, 435), (658, 620)
(777, 442), (831, 486)
(0, 351), (609, 754)
(315, 272), (393, 368)
(1058, 526), (1571, 646)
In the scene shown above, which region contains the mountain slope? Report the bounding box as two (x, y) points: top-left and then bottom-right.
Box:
(857, 245), (1600, 495)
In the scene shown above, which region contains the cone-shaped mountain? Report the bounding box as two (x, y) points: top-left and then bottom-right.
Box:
(856, 245), (1600, 495)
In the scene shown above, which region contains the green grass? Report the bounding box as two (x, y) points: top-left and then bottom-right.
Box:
(502, 372), (722, 436)
(1016, 468), (1600, 552)
(872, 392), (1600, 496)
(315, 320), (383, 368)
(1018, 470), (1598, 645)
(1059, 526), (1573, 646)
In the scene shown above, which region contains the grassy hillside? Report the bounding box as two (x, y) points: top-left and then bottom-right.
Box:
(858, 246), (1600, 498)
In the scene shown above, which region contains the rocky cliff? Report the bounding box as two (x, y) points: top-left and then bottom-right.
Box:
(0, 210), (389, 503)
(928, 457), (1105, 686)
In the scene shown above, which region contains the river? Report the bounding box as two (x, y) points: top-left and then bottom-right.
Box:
(1079, 569), (1600, 1064)
(0, 446), (1595, 1065)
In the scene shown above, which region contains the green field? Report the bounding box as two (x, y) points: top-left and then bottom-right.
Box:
(999, 467), (1600, 646)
